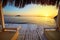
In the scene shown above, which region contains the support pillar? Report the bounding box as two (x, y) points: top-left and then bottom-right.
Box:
(0, 0), (5, 31)
(57, 5), (60, 30)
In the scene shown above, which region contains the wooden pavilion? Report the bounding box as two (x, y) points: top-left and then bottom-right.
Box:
(0, 0), (60, 40)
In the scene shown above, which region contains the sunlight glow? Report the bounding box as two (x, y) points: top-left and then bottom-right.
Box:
(20, 17), (56, 27)
(4, 4), (58, 18)
(28, 4), (58, 18)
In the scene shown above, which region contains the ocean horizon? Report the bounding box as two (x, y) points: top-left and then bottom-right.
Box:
(5, 15), (56, 29)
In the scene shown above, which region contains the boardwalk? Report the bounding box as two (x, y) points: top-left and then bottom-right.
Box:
(17, 24), (47, 40)
(18, 27), (41, 40)
(5, 24), (56, 40)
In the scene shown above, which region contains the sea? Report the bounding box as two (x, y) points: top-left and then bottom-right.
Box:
(5, 15), (56, 29)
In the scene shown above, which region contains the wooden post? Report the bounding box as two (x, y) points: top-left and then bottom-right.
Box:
(0, 0), (5, 31)
(56, 5), (60, 31)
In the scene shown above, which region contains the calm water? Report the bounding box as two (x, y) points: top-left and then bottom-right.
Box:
(5, 16), (56, 28)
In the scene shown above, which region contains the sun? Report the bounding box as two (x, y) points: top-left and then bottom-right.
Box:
(28, 4), (58, 18)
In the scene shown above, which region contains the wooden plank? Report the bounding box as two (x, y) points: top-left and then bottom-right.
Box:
(45, 31), (60, 40)
(0, 0), (5, 30)
(3, 26), (21, 31)
(19, 27), (41, 40)
(0, 0), (2, 25)
(57, 4), (60, 30)
(11, 31), (19, 40)
(0, 31), (18, 40)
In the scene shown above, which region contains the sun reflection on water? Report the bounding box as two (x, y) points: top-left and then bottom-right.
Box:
(5, 16), (56, 28)
(22, 17), (56, 28)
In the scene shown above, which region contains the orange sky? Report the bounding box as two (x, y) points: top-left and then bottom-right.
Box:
(3, 4), (58, 18)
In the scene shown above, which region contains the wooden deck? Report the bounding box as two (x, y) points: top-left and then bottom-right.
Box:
(17, 27), (42, 40)
(0, 31), (18, 40)
(45, 31), (60, 40)
(5, 24), (56, 40)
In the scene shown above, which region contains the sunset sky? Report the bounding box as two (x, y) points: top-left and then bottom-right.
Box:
(3, 4), (34, 15)
(3, 4), (58, 18)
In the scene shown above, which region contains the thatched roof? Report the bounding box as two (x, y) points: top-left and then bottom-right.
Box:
(2, 0), (60, 8)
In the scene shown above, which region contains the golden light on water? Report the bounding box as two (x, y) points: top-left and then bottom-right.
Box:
(21, 17), (56, 28)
